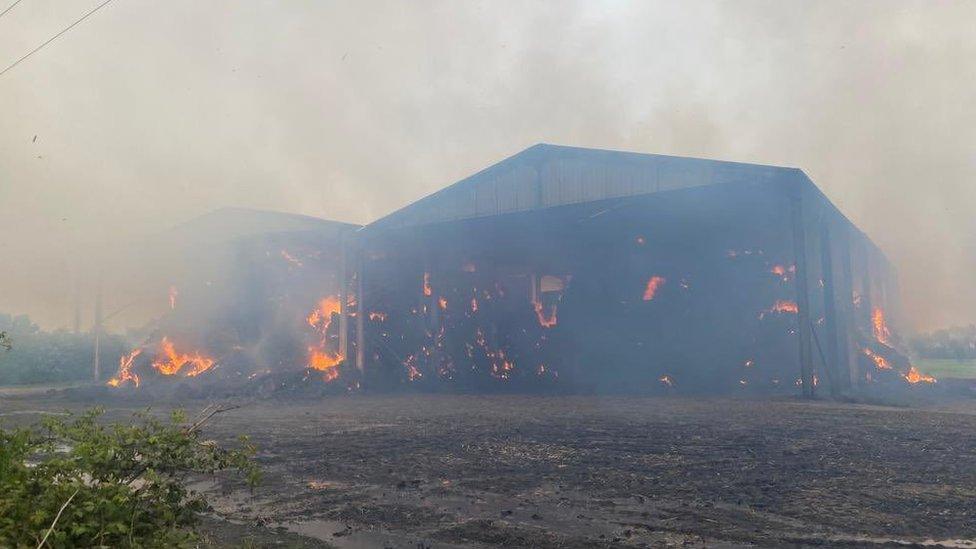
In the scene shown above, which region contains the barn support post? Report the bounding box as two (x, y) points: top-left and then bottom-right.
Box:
(790, 184), (815, 397)
(92, 273), (103, 383)
(355, 250), (365, 372)
(338, 235), (349, 361)
(819, 222), (841, 397)
(838, 231), (860, 388)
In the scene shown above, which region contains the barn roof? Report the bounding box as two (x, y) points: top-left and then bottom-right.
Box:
(366, 143), (804, 231)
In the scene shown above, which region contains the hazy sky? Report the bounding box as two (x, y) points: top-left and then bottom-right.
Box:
(1, 0), (974, 331)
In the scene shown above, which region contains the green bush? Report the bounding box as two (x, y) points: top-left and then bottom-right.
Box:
(0, 313), (127, 385)
(0, 407), (259, 548)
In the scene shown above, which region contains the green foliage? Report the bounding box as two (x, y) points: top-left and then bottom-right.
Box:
(911, 324), (976, 360)
(0, 313), (126, 385)
(0, 407), (259, 548)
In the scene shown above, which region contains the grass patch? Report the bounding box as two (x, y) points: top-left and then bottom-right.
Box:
(914, 358), (976, 380)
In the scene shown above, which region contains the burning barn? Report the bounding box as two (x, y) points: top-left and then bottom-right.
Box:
(352, 144), (919, 396)
(107, 145), (928, 397)
(105, 208), (361, 392)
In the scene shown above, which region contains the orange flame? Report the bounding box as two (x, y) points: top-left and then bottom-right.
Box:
(642, 276), (666, 301)
(862, 347), (892, 370)
(872, 307), (891, 345)
(903, 366), (936, 384)
(168, 286), (178, 310)
(307, 296), (341, 332)
(423, 272), (432, 296)
(770, 300), (798, 314)
(438, 296), (448, 310)
(369, 311), (387, 322)
(308, 347), (342, 382)
(659, 374), (674, 387)
(107, 348), (142, 387)
(152, 337), (216, 377)
(759, 299), (798, 319)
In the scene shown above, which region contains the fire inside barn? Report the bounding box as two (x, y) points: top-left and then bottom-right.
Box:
(106, 145), (927, 396)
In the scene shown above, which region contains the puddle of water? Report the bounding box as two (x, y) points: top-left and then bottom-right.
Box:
(280, 519), (460, 549)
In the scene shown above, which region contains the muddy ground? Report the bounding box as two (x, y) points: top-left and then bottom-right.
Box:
(2, 392), (975, 548)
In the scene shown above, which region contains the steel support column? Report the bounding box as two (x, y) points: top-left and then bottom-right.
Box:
(791, 187), (815, 397)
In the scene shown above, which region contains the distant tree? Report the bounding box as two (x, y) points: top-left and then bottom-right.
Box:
(911, 325), (976, 360)
(0, 313), (126, 385)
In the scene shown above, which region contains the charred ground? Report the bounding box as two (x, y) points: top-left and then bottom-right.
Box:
(2, 393), (974, 548)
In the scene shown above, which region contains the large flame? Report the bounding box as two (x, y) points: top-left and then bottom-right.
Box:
(642, 276), (666, 301)
(872, 307), (891, 345)
(306, 295), (343, 382)
(903, 365), (936, 384)
(107, 348), (142, 387)
(308, 347), (342, 381)
(307, 296), (341, 332)
(152, 337), (216, 377)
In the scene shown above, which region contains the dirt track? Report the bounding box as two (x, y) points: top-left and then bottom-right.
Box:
(3, 393), (975, 547)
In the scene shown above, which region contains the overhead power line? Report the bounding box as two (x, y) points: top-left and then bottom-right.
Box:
(0, 0), (24, 20)
(0, 0), (115, 78)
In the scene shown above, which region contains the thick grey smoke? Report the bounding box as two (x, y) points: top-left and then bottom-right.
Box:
(1, 0), (973, 330)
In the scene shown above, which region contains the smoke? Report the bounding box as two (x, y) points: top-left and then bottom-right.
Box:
(0, 0), (973, 330)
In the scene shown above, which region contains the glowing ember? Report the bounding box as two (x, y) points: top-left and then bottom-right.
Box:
(423, 272), (432, 296)
(107, 348), (142, 387)
(369, 311), (387, 322)
(489, 349), (514, 380)
(152, 337), (216, 377)
(470, 297), (478, 313)
(168, 285), (178, 310)
(872, 307), (891, 345)
(759, 299), (799, 319)
(770, 264), (795, 281)
(642, 276), (666, 301)
(744, 359), (754, 368)
(280, 250), (303, 268)
(438, 296), (448, 310)
(659, 374), (674, 387)
(903, 366), (936, 384)
(307, 296), (341, 332)
(404, 354), (422, 381)
(862, 347), (892, 370)
(532, 298), (558, 328)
